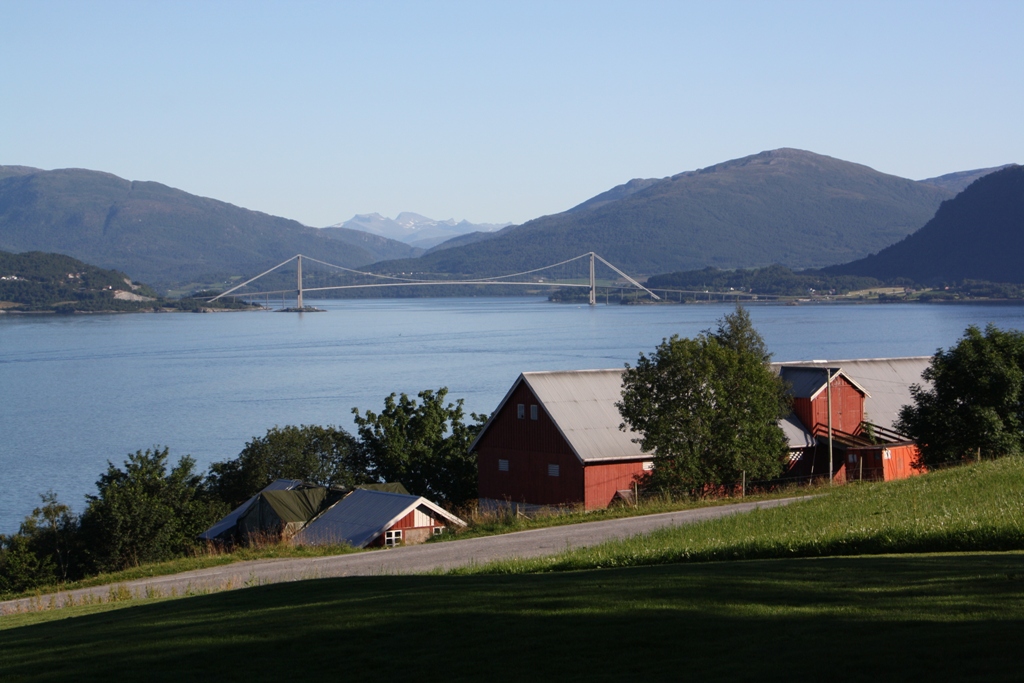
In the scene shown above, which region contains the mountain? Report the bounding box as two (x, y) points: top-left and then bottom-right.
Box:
(918, 165), (1015, 193)
(0, 167), (414, 291)
(330, 212), (510, 250)
(368, 149), (958, 277)
(827, 165), (1024, 284)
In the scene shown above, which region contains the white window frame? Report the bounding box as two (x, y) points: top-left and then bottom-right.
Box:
(530, 404), (539, 420)
(433, 526), (444, 536)
(384, 529), (403, 547)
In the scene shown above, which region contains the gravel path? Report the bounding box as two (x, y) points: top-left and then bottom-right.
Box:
(0, 496), (806, 614)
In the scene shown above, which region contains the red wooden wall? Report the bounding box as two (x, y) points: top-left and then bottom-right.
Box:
(791, 374), (864, 437)
(584, 461), (648, 510)
(476, 381), (586, 506)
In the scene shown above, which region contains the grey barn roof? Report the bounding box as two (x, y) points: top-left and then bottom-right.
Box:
(293, 489), (466, 548)
(471, 369), (651, 464)
(773, 357), (930, 431)
(472, 358), (930, 459)
(778, 366), (870, 400)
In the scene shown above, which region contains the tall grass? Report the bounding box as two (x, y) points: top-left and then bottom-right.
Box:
(451, 457), (1024, 574)
(442, 483), (823, 541)
(0, 540), (357, 602)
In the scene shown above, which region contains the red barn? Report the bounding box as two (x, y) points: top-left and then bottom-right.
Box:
(473, 358), (930, 509)
(473, 370), (652, 511)
(776, 359), (929, 483)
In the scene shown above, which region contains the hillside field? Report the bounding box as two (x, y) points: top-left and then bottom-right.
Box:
(2, 459), (1023, 681)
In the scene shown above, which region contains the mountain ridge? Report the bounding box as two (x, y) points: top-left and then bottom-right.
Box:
(826, 165), (1024, 284)
(368, 148), (962, 277)
(0, 166), (417, 290)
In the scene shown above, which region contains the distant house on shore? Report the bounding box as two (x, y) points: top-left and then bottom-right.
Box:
(199, 481), (465, 548)
(472, 358), (930, 510)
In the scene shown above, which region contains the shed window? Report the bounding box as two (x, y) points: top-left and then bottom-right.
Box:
(385, 529), (402, 547)
(548, 464), (560, 477)
(530, 405), (539, 420)
(433, 526), (444, 536)
(498, 458), (509, 472)
(517, 404), (525, 419)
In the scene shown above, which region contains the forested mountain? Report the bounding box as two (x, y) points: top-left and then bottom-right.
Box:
(0, 166), (413, 290)
(918, 165), (1014, 193)
(827, 165), (1024, 284)
(369, 149), (957, 277)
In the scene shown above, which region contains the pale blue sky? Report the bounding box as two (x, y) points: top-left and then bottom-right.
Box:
(2, 0), (1021, 227)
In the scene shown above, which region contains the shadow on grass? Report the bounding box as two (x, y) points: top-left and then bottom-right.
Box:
(2, 553), (1024, 682)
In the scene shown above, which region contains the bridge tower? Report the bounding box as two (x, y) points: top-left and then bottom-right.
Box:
(296, 254), (304, 309)
(588, 252), (596, 306)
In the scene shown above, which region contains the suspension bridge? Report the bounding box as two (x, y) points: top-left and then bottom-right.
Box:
(207, 252), (766, 309)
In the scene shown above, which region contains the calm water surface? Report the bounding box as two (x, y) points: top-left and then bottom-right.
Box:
(3, 297), (1024, 532)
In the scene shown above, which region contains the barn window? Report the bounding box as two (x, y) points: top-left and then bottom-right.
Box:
(498, 459), (509, 472)
(517, 404), (525, 419)
(530, 405), (539, 420)
(548, 464), (560, 477)
(385, 530), (403, 547)
(433, 526), (444, 536)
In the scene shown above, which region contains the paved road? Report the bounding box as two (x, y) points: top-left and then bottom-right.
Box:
(0, 496), (806, 614)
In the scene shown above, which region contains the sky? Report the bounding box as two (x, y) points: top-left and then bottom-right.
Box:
(1, 0), (1022, 227)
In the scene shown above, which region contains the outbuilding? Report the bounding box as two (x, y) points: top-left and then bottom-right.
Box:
(473, 358), (930, 509)
(294, 489), (466, 548)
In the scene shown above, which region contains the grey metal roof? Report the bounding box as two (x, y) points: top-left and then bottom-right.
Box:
(780, 412), (816, 448)
(293, 489), (465, 548)
(198, 478), (302, 541)
(774, 357), (930, 431)
(778, 366), (869, 400)
(521, 369), (650, 464)
(473, 358), (930, 460)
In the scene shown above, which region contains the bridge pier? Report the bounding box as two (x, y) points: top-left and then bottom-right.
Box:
(589, 252), (596, 306)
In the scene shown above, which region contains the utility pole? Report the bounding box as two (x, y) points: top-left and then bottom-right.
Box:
(826, 367), (834, 484)
(589, 252), (596, 306)
(296, 254), (304, 310)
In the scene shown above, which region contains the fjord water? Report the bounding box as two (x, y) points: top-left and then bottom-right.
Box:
(2, 297), (1024, 533)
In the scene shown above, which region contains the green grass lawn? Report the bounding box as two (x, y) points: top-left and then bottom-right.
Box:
(4, 459), (1024, 681)
(2, 552), (1024, 682)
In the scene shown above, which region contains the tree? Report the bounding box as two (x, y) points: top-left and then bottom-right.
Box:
(0, 534), (55, 594)
(352, 388), (486, 506)
(17, 491), (80, 582)
(617, 307), (790, 497)
(896, 324), (1024, 467)
(207, 425), (366, 508)
(78, 448), (224, 571)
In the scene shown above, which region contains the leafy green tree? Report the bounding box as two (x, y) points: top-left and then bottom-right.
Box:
(0, 534), (56, 594)
(78, 448), (224, 571)
(896, 324), (1024, 466)
(207, 425), (367, 507)
(617, 308), (790, 497)
(17, 491), (81, 582)
(352, 388), (486, 506)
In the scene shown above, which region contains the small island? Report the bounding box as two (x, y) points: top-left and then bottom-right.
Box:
(0, 250), (259, 314)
